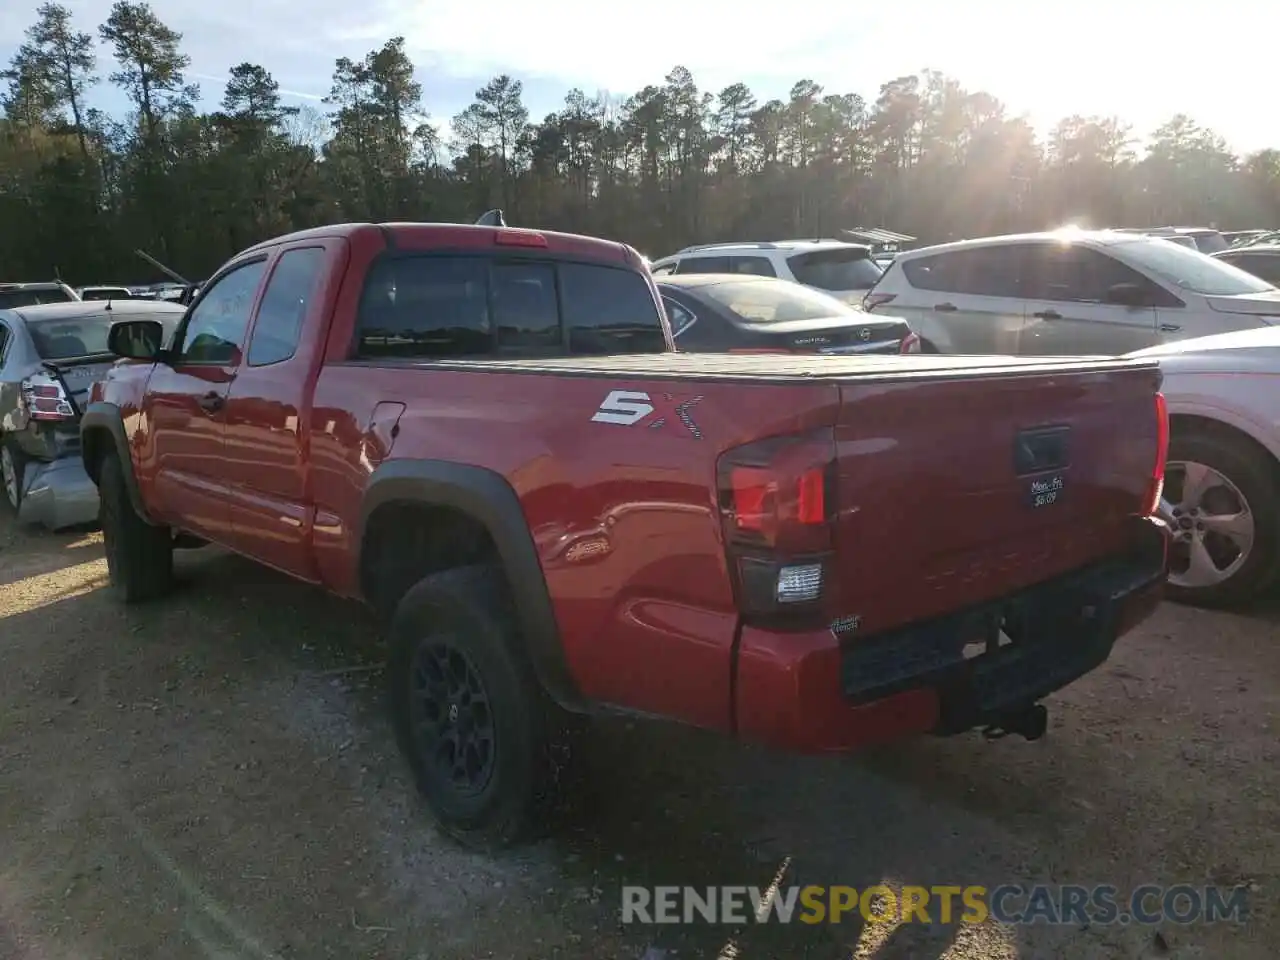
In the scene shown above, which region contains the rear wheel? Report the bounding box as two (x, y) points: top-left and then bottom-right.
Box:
(387, 565), (571, 849)
(99, 452), (174, 603)
(1, 437), (27, 511)
(1164, 427), (1280, 608)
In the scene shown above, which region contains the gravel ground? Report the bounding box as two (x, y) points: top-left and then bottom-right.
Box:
(0, 512), (1276, 960)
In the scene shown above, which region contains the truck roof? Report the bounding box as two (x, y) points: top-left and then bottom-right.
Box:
(239, 221), (640, 267)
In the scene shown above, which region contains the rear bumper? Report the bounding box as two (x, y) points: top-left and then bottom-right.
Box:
(17, 454), (100, 530)
(733, 518), (1169, 754)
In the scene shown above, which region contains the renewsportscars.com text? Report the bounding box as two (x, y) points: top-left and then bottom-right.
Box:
(621, 884), (1249, 926)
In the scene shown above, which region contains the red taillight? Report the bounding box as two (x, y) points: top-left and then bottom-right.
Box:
(899, 332), (921, 354)
(719, 429), (834, 553)
(19, 374), (76, 421)
(494, 228), (548, 248)
(1141, 392), (1170, 516)
(719, 431), (835, 617)
(864, 292), (896, 311)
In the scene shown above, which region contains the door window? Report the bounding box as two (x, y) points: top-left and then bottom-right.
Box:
(903, 247), (1023, 298)
(730, 256), (777, 277)
(177, 260), (267, 365)
(675, 256), (731, 274)
(247, 248), (325, 366)
(1020, 244), (1162, 303)
(650, 262), (678, 276)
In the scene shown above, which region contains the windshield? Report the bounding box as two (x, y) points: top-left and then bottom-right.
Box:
(699, 279), (858, 323)
(80, 288), (134, 301)
(0, 287), (76, 309)
(26, 315), (115, 358)
(1117, 239), (1277, 296)
(787, 248), (883, 291)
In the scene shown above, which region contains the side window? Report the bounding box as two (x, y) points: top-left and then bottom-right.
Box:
(0, 323), (10, 367)
(1231, 254), (1280, 286)
(247, 248), (325, 366)
(650, 262), (678, 277)
(1023, 244), (1175, 304)
(675, 256), (731, 274)
(901, 253), (950, 292)
(492, 262), (559, 353)
(177, 260), (268, 364)
(561, 263), (666, 354)
(661, 296), (698, 337)
(905, 248), (1021, 298)
(731, 256), (777, 277)
(946, 247), (1024, 298)
(355, 256), (490, 358)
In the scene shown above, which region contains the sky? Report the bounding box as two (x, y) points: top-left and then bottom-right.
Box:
(1, 0), (1276, 153)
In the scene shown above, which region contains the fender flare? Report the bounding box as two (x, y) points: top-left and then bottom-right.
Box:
(359, 459), (585, 711)
(80, 403), (155, 523)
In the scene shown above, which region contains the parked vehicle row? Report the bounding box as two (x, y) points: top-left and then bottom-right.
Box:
(0, 300), (185, 525)
(63, 214), (1171, 849)
(863, 229), (1280, 355)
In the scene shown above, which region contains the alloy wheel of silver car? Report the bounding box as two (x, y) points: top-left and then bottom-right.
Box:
(1, 445), (18, 508)
(1163, 459), (1255, 590)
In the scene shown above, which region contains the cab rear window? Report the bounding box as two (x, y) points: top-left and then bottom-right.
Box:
(354, 255), (667, 359)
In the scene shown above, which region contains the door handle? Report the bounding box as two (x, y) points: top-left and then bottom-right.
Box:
(1033, 310), (1063, 320)
(933, 302), (958, 312)
(198, 392), (224, 414)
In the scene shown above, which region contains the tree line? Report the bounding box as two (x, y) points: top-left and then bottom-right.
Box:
(3, 1), (1279, 285)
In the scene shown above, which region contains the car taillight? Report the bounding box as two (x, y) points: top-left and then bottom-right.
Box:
(864, 292), (896, 311)
(717, 429), (836, 617)
(899, 332), (921, 354)
(19, 373), (76, 421)
(1140, 392), (1169, 517)
(494, 228), (548, 248)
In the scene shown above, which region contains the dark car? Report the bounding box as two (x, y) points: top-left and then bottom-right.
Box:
(1211, 245), (1280, 286)
(657, 274), (919, 355)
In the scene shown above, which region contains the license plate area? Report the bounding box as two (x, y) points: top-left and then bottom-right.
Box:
(838, 549), (1163, 712)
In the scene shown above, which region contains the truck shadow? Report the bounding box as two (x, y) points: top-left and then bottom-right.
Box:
(4, 543), (1266, 959)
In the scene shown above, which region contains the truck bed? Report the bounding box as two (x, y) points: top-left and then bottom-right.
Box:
(342, 352), (1156, 383)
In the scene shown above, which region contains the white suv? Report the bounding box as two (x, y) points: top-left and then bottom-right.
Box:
(863, 230), (1280, 355)
(648, 240), (883, 306)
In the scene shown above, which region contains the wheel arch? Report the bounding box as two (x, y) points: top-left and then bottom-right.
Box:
(1168, 410), (1280, 484)
(358, 458), (585, 711)
(80, 402), (154, 523)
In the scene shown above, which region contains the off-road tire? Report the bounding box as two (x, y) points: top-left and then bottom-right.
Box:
(99, 452), (173, 603)
(1165, 427), (1280, 609)
(387, 564), (571, 850)
(1, 436), (27, 512)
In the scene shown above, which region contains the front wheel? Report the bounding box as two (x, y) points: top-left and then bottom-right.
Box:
(1163, 428), (1280, 608)
(99, 452), (174, 603)
(386, 565), (570, 849)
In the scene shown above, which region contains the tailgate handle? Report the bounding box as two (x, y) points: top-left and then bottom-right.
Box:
(933, 302), (957, 312)
(1014, 426), (1070, 475)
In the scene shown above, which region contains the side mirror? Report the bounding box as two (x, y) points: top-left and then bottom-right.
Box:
(1104, 282), (1150, 307)
(107, 319), (166, 360)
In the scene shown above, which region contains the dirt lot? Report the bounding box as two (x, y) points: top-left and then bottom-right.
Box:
(0, 512), (1276, 960)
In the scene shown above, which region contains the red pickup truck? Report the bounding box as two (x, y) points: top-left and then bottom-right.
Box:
(82, 220), (1170, 847)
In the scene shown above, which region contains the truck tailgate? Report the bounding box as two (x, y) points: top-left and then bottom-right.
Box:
(827, 362), (1163, 633)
